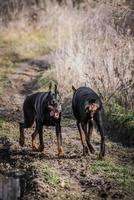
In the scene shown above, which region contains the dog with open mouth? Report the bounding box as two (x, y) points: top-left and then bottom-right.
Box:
(19, 83), (64, 157)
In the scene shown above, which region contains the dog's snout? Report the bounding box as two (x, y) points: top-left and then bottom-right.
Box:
(54, 102), (58, 107)
(52, 99), (56, 104)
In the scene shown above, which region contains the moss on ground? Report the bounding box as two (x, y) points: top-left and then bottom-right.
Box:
(0, 116), (18, 140)
(37, 71), (51, 91)
(105, 103), (134, 146)
(90, 155), (134, 194)
(43, 164), (61, 186)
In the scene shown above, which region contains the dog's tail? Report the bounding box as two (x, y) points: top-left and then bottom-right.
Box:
(72, 85), (76, 92)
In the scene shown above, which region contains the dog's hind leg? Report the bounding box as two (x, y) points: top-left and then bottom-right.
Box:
(37, 122), (44, 152)
(19, 120), (34, 147)
(81, 123), (95, 153)
(31, 121), (38, 150)
(19, 102), (35, 147)
(77, 121), (88, 156)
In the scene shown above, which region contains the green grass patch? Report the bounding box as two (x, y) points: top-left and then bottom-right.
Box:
(38, 73), (50, 90)
(37, 70), (53, 92)
(0, 116), (8, 139)
(42, 164), (61, 186)
(0, 116), (18, 140)
(90, 156), (134, 193)
(105, 103), (134, 146)
(41, 163), (71, 191)
(106, 103), (134, 127)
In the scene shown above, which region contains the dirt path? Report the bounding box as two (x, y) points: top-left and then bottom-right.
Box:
(0, 59), (134, 200)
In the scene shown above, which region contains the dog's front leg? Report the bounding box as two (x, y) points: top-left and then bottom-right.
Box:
(56, 123), (64, 157)
(32, 129), (38, 150)
(81, 122), (95, 154)
(77, 121), (88, 156)
(38, 123), (44, 152)
(87, 121), (95, 154)
(94, 110), (105, 159)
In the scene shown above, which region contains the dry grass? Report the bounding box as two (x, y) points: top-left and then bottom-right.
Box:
(50, 3), (134, 108)
(0, 1), (133, 108)
(0, 27), (54, 58)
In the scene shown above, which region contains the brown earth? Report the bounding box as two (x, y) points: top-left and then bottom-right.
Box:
(0, 58), (134, 200)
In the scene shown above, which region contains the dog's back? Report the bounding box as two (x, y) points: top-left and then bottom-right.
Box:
(23, 92), (48, 126)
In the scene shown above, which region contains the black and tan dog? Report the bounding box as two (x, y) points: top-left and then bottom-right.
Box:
(19, 83), (64, 157)
(72, 86), (105, 159)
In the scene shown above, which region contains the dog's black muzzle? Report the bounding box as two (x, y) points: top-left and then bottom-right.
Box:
(48, 104), (61, 119)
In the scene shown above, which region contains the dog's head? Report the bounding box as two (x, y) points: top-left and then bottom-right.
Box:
(85, 99), (100, 116)
(47, 83), (61, 119)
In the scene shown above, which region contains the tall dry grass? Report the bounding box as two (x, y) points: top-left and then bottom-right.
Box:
(49, 3), (134, 108)
(0, 1), (133, 108)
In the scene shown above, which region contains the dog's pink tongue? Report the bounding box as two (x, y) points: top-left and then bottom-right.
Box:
(54, 112), (59, 118)
(50, 111), (59, 118)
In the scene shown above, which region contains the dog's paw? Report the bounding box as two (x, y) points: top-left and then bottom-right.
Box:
(19, 138), (24, 147)
(98, 152), (105, 160)
(89, 145), (95, 154)
(83, 146), (89, 156)
(58, 146), (64, 157)
(90, 148), (95, 154)
(32, 145), (38, 151)
(38, 145), (44, 152)
(58, 153), (65, 157)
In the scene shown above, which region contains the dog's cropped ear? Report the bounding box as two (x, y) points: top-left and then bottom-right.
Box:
(54, 84), (58, 98)
(72, 85), (76, 92)
(85, 101), (89, 112)
(48, 82), (52, 94)
(55, 84), (57, 92)
(95, 99), (100, 109)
